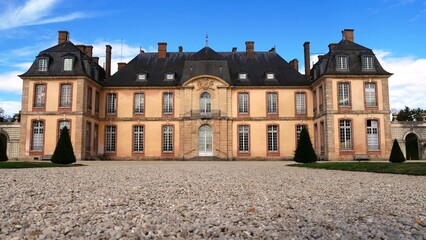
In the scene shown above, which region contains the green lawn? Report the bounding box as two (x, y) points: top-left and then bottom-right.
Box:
(289, 162), (426, 176)
(0, 161), (85, 169)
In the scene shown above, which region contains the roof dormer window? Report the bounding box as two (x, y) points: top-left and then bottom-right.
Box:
(238, 72), (248, 80)
(63, 57), (74, 71)
(336, 55), (348, 70)
(165, 73), (175, 81)
(362, 56), (374, 70)
(266, 73), (275, 80)
(136, 73), (147, 81)
(38, 58), (48, 72)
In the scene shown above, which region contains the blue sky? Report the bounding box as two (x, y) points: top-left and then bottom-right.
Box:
(1, 0), (425, 116)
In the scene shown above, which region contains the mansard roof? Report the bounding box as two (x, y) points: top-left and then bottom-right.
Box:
(21, 41), (105, 83)
(104, 47), (308, 87)
(311, 40), (391, 81)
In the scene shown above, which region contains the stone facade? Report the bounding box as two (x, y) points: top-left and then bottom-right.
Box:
(391, 120), (426, 159)
(0, 122), (20, 160)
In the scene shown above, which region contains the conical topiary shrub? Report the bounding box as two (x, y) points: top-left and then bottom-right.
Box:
(51, 126), (76, 164)
(0, 140), (8, 162)
(293, 127), (318, 163)
(389, 139), (405, 163)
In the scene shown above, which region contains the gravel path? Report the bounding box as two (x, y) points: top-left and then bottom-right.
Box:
(1, 161), (425, 239)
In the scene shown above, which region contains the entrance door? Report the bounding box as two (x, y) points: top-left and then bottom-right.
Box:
(198, 125), (213, 156)
(406, 133), (419, 160)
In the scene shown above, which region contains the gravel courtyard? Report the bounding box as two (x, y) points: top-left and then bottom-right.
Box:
(1, 161), (425, 239)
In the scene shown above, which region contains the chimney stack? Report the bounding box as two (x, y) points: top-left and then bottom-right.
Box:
(105, 45), (112, 79)
(92, 57), (99, 64)
(342, 29), (354, 42)
(289, 59), (299, 71)
(178, 46), (183, 52)
(158, 42), (167, 59)
(76, 45), (85, 52)
(232, 47), (237, 52)
(58, 31), (69, 44)
(84, 45), (93, 57)
(245, 41), (254, 57)
(328, 43), (337, 51)
(303, 42), (311, 80)
(117, 62), (126, 71)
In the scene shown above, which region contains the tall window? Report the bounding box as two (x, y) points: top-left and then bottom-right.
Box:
(367, 120), (379, 150)
(63, 58), (73, 71)
(34, 84), (46, 108)
(134, 93), (144, 114)
(32, 121), (44, 151)
(267, 93), (277, 114)
(87, 87), (92, 111)
(337, 56), (348, 70)
(362, 56), (374, 70)
(105, 126), (116, 153)
(238, 93), (249, 114)
(133, 125), (144, 153)
(85, 122), (91, 152)
(163, 92), (173, 115)
(339, 120), (352, 150)
(320, 122), (325, 153)
(38, 58), (48, 71)
(296, 125), (306, 142)
(267, 125), (279, 152)
(95, 91), (100, 113)
(58, 120), (70, 139)
(59, 84), (71, 108)
(319, 85), (324, 111)
(106, 93), (117, 115)
(162, 125), (173, 152)
(365, 83), (377, 107)
(200, 92), (211, 114)
(338, 82), (350, 107)
(94, 124), (98, 154)
(238, 125), (250, 153)
(313, 90), (317, 114)
(296, 92), (306, 114)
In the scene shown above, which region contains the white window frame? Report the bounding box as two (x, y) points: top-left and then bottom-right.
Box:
(60, 84), (71, 108)
(133, 125), (144, 153)
(266, 73), (275, 80)
(339, 120), (352, 150)
(163, 92), (173, 114)
(238, 125), (249, 152)
(58, 120), (70, 139)
(365, 82), (377, 107)
(162, 125), (173, 153)
(34, 84), (46, 108)
(362, 56), (374, 70)
(367, 120), (379, 150)
(63, 57), (73, 71)
(32, 121), (44, 151)
(238, 93), (249, 114)
(106, 93), (117, 115)
(267, 92), (277, 114)
(338, 82), (350, 107)
(238, 73), (247, 80)
(337, 55), (348, 70)
(296, 92), (306, 114)
(134, 93), (144, 114)
(267, 125), (279, 152)
(200, 92), (211, 114)
(296, 125), (306, 142)
(38, 58), (48, 71)
(105, 125), (116, 153)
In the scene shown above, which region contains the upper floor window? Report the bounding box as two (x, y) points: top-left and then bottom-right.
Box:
(87, 87), (92, 111)
(365, 82), (377, 107)
(59, 84), (72, 108)
(165, 73), (175, 81)
(267, 92), (277, 114)
(163, 92), (173, 115)
(238, 92), (249, 114)
(63, 57), (73, 71)
(338, 82), (351, 107)
(313, 90), (317, 114)
(266, 73), (275, 80)
(339, 120), (352, 150)
(200, 92), (211, 114)
(137, 73), (147, 81)
(34, 84), (46, 108)
(336, 55), (348, 70)
(238, 73), (248, 80)
(318, 85), (324, 111)
(134, 93), (145, 114)
(362, 56), (374, 70)
(38, 58), (48, 71)
(295, 92), (306, 115)
(106, 93), (117, 115)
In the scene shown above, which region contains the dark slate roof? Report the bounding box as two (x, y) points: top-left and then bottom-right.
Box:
(21, 41), (105, 83)
(104, 47), (308, 87)
(311, 40), (391, 82)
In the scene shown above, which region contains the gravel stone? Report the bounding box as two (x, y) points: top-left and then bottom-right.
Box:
(0, 161), (425, 239)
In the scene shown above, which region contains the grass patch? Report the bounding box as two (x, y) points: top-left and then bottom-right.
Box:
(288, 162), (426, 176)
(0, 161), (85, 169)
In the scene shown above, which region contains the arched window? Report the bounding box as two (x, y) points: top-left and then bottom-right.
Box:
(200, 92), (211, 114)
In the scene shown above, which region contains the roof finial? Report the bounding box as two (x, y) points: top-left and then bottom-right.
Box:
(205, 33), (208, 47)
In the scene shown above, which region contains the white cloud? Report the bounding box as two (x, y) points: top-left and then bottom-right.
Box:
(0, 0), (88, 30)
(374, 50), (426, 110)
(0, 101), (21, 116)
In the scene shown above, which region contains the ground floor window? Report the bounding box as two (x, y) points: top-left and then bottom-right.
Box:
(162, 125), (173, 153)
(339, 120), (352, 150)
(133, 125), (144, 153)
(32, 120), (44, 151)
(238, 125), (249, 152)
(267, 125), (278, 152)
(105, 125), (116, 153)
(367, 120), (379, 150)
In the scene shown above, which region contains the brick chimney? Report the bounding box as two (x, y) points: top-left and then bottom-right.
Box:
(289, 59), (299, 71)
(303, 42), (311, 80)
(342, 29), (354, 42)
(245, 41), (254, 57)
(117, 62), (126, 71)
(328, 43), (337, 51)
(158, 42), (167, 59)
(178, 46), (183, 52)
(232, 47), (237, 52)
(76, 45), (85, 52)
(58, 31), (69, 44)
(105, 45), (112, 79)
(92, 57), (99, 64)
(84, 45), (93, 57)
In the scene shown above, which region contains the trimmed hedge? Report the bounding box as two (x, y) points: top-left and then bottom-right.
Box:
(51, 126), (76, 164)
